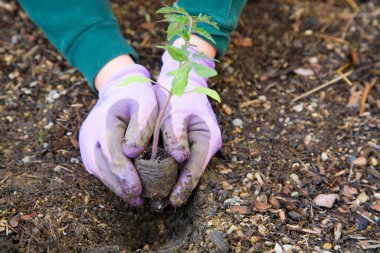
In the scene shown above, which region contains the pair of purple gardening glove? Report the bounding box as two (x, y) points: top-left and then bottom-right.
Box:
(79, 49), (222, 207)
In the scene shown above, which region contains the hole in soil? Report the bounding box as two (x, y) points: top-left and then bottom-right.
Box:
(120, 194), (198, 251)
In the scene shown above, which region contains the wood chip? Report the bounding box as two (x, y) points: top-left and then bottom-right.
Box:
(229, 205), (251, 215)
(233, 37), (253, 47)
(253, 200), (268, 211)
(352, 157), (367, 167)
(313, 194), (338, 208)
(370, 204), (380, 213)
(285, 224), (321, 235)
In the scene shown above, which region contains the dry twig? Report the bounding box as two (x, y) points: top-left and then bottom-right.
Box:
(285, 224), (321, 235)
(292, 69), (353, 102)
(337, 63), (353, 86)
(359, 77), (378, 114)
(344, 0), (360, 12)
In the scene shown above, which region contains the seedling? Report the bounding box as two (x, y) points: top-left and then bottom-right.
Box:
(119, 4), (221, 201)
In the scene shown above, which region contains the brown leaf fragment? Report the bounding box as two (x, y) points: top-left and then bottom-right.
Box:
(342, 185), (358, 197)
(20, 211), (37, 221)
(269, 196), (280, 209)
(233, 37), (253, 47)
(352, 157), (367, 167)
(277, 198), (298, 211)
(140, 22), (154, 30)
(370, 204), (380, 213)
(313, 194), (337, 208)
(253, 200), (268, 211)
(229, 205), (251, 215)
(337, 206), (349, 213)
(9, 211), (37, 228)
(346, 91), (361, 109)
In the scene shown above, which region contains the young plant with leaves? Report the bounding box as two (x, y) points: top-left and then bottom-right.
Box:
(120, 3), (221, 160)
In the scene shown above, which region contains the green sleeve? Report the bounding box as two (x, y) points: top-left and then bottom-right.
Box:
(177, 0), (247, 59)
(18, 0), (138, 92)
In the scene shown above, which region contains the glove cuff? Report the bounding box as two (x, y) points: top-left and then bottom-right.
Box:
(99, 64), (151, 98)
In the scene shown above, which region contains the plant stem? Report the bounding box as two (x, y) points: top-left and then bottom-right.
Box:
(151, 91), (173, 160)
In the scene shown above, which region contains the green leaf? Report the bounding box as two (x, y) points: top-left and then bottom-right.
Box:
(156, 4), (187, 16)
(192, 27), (216, 44)
(172, 3), (188, 15)
(192, 51), (220, 63)
(170, 63), (191, 96)
(190, 62), (217, 78)
(163, 14), (188, 25)
(166, 22), (185, 42)
(118, 75), (153, 86)
(191, 87), (221, 103)
(156, 6), (177, 14)
(167, 45), (189, 62)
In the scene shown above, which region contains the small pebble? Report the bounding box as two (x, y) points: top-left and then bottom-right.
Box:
(292, 104), (303, 112)
(290, 191), (299, 197)
(265, 241), (273, 246)
(6, 116), (14, 123)
(222, 181), (233, 191)
(44, 122), (54, 130)
(232, 118), (243, 128)
(304, 29), (313, 35)
(32, 227), (40, 235)
(322, 242), (332, 250)
(226, 225), (237, 235)
(199, 184), (207, 191)
(70, 158), (80, 164)
(22, 156), (31, 164)
(246, 173), (254, 180)
(369, 157), (378, 167)
(321, 152), (329, 161)
(53, 165), (61, 172)
(43, 143), (49, 149)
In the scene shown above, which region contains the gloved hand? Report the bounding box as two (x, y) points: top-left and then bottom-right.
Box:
(79, 64), (158, 206)
(156, 49), (222, 207)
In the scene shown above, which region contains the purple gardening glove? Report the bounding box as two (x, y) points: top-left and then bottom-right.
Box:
(156, 49), (222, 207)
(79, 64), (158, 206)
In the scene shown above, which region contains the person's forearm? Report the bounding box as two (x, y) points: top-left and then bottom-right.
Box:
(176, 0), (247, 58)
(18, 0), (137, 92)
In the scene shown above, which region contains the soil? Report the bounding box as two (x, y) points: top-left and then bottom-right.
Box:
(134, 147), (178, 200)
(1, 0), (380, 252)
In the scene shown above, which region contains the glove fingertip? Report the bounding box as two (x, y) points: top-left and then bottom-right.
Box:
(167, 146), (190, 163)
(127, 196), (145, 207)
(169, 171), (194, 207)
(120, 175), (142, 197)
(122, 142), (144, 158)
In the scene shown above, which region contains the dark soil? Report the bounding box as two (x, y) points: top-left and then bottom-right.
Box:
(1, 0), (379, 252)
(135, 147), (178, 200)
